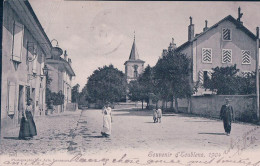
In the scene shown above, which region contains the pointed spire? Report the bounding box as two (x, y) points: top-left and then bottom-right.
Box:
(129, 31), (139, 60)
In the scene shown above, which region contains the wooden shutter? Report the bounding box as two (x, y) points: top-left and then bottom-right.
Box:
(198, 71), (204, 84)
(32, 55), (38, 74)
(12, 21), (24, 63)
(8, 82), (16, 115)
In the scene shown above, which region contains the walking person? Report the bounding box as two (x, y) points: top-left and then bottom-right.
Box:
(153, 108), (158, 123)
(157, 107), (162, 123)
(19, 98), (37, 140)
(220, 98), (234, 136)
(101, 102), (112, 137)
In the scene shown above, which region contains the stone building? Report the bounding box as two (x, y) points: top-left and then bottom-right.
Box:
(174, 8), (259, 96)
(46, 50), (75, 112)
(124, 35), (145, 83)
(1, 0), (52, 133)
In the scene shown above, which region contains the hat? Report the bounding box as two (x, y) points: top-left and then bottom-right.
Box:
(225, 98), (231, 101)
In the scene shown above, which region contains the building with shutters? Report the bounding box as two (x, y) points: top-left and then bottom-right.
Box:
(172, 9), (259, 96)
(45, 50), (75, 112)
(1, 1), (52, 133)
(124, 35), (145, 83)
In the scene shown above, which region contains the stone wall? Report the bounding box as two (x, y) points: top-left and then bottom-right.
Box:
(191, 95), (256, 119)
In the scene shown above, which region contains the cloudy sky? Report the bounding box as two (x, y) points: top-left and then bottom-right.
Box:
(29, 1), (260, 90)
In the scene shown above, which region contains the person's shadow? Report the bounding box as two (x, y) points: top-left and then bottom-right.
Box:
(198, 132), (226, 135)
(3, 137), (20, 140)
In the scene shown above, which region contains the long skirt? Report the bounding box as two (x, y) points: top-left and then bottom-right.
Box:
(223, 119), (231, 134)
(19, 111), (37, 139)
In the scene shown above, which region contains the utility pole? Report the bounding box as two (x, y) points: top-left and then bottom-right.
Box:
(256, 27), (260, 121)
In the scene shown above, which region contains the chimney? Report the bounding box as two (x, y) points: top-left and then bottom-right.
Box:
(237, 7), (243, 25)
(188, 16), (195, 41)
(203, 20), (208, 32)
(68, 58), (72, 65)
(64, 50), (68, 61)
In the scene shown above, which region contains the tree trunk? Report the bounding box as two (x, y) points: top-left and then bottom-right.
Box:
(175, 97), (178, 113)
(142, 100), (144, 110)
(170, 96), (174, 109)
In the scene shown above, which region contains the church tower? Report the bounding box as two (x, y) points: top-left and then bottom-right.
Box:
(124, 34), (145, 83)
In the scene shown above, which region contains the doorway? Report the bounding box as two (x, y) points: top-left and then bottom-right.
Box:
(18, 85), (24, 125)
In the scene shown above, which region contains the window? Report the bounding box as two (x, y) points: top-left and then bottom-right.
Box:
(202, 48), (212, 63)
(198, 70), (212, 85)
(12, 21), (24, 63)
(222, 49), (232, 63)
(242, 50), (251, 64)
(133, 65), (138, 78)
(222, 28), (231, 41)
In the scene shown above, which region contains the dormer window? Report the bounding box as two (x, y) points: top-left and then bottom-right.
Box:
(222, 28), (232, 41)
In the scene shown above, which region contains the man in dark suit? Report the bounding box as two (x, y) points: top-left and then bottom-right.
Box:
(220, 98), (234, 136)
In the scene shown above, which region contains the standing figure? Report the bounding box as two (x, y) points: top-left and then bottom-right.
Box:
(220, 98), (234, 136)
(153, 109), (158, 123)
(19, 98), (37, 140)
(157, 107), (162, 123)
(101, 102), (112, 137)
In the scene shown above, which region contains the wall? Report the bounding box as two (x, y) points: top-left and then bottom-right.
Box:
(195, 20), (257, 74)
(191, 95), (256, 119)
(1, 3), (47, 133)
(125, 61), (144, 82)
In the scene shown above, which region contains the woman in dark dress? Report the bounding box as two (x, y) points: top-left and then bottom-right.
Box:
(19, 98), (37, 140)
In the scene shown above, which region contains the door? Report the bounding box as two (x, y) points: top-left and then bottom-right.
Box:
(18, 85), (24, 124)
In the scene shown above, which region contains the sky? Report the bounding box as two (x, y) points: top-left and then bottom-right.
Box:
(29, 1), (260, 90)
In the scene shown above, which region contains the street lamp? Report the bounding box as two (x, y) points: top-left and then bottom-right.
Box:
(28, 64), (49, 81)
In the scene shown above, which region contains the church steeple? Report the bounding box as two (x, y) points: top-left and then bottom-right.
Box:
(129, 32), (139, 60)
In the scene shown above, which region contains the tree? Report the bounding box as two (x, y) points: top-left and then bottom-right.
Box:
(128, 80), (145, 109)
(71, 84), (80, 103)
(137, 65), (154, 107)
(86, 65), (127, 104)
(153, 51), (192, 112)
(205, 65), (256, 95)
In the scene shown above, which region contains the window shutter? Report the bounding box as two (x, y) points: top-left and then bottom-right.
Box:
(8, 82), (16, 115)
(12, 21), (24, 63)
(207, 70), (212, 79)
(242, 50), (251, 64)
(32, 55), (38, 74)
(222, 28), (231, 41)
(198, 71), (204, 84)
(202, 48), (212, 63)
(222, 49), (232, 63)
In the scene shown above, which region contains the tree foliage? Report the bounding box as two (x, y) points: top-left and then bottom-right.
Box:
(205, 64), (256, 95)
(71, 84), (80, 103)
(153, 51), (192, 110)
(86, 65), (127, 103)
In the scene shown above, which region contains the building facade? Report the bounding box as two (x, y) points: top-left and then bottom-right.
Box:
(46, 50), (75, 112)
(124, 36), (145, 83)
(1, 1), (52, 133)
(174, 10), (259, 96)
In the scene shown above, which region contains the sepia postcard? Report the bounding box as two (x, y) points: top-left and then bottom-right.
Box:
(1, 0), (260, 166)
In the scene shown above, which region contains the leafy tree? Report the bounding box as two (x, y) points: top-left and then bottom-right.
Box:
(128, 80), (145, 109)
(205, 65), (256, 95)
(153, 51), (192, 112)
(71, 84), (80, 103)
(86, 65), (127, 103)
(137, 65), (154, 107)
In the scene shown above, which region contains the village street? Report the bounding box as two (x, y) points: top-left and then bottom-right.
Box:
(1, 108), (260, 166)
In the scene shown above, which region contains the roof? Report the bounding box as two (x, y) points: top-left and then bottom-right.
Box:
(125, 37), (145, 65)
(176, 15), (257, 52)
(8, 0), (52, 55)
(129, 39), (139, 60)
(46, 58), (76, 76)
